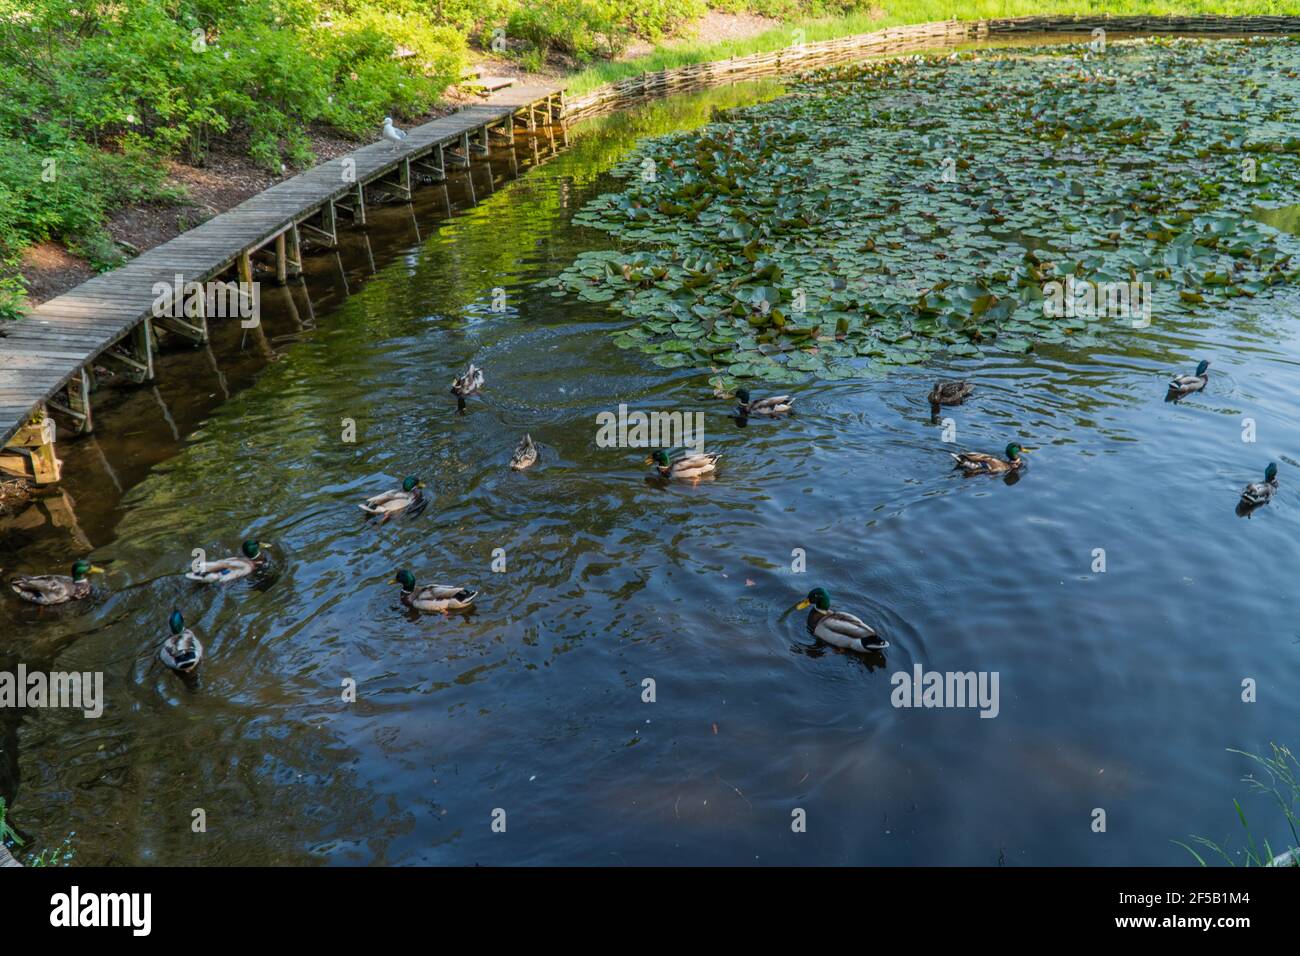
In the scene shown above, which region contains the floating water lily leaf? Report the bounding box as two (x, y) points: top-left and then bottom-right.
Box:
(545, 37), (1300, 381)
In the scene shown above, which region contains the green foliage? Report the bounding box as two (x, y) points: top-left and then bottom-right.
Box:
(0, 0), (1289, 310)
(0, 796), (16, 846)
(507, 0), (706, 61)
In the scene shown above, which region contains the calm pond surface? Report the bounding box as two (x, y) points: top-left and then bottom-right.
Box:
(3, 43), (1299, 866)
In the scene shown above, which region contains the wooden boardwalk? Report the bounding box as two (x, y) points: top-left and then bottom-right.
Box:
(0, 83), (564, 472)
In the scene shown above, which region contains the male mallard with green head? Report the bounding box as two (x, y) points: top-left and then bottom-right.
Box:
(735, 387), (795, 418)
(928, 380), (974, 407)
(1168, 359), (1210, 395)
(393, 570), (477, 612)
(160, 610), (203, 673)
(450, 363), (484, 411)
(10, 559), (104, 605)
(795, 587), (888, 653)
(1240, 462), (1279, 508)
(186, 540), (270, 583)
(647, 449), (721, 481)
(510, 433), (538, 471)
(950, 442), (1032, 475)
(359, 475), (425, 523)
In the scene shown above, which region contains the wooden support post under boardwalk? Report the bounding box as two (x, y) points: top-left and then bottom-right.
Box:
(471, 125), (489, 154)
(155, 283), (208, 343)
(285, 222), (303, 278)
(47, 367), (93, 435)
(412, 143), (446, 180)
(275, 232), (288, 284)
(101, 320), (155, 384)
(300, 201), (338, 247)
(336, 182), (366, 226)
(0, 413), (61, 484)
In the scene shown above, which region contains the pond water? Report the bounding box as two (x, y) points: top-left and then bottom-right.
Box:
(3, 40), (1298, 866)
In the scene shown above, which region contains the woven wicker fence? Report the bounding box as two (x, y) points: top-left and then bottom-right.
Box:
(562, 14), (1300, 121)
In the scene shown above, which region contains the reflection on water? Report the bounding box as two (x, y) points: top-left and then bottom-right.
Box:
(3, 65), (1299, 866)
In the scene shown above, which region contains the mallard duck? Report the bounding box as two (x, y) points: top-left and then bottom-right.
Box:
(950, 442), (1032, 474)
(160, 609), (203, 673)
(735, 387), (795, 417)
(450, 363), (484, 410)
(1169, 359), (1210, 394)
(393, 569), (477, 612)
(11, 559), (104, 605)
(185, 540), (270, 583)
(510, 433), (538, 471)
(647, 449), (721, 481)
(1240, 462), (1279, 508)
(928, 380), (974, 406)
(359, 476), (425, 523)
(795, 587), (888, 652)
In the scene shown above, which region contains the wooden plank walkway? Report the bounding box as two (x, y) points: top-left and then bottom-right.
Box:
(0, 83), (564, 452)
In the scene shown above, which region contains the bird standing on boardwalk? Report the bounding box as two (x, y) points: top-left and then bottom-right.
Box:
(1240, 462), (1279, 508)
(450, 363), (484, 411)
(950, 442), (1031, 475)
(382, 117), (407, 151)
(10, 559), (104, 605)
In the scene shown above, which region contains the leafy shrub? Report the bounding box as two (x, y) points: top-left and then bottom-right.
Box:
(507, 0), (707, 60)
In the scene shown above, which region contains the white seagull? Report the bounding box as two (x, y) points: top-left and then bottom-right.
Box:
(382, 116), (407, 151)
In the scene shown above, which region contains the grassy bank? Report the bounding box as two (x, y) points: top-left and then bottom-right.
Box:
(0, 1), (1295, 320)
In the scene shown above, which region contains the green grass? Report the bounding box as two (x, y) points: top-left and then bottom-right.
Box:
(564, 1), (1300, 95)
(1177, 744), (1300, 866)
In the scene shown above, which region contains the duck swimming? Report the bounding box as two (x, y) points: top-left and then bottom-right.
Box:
(10, 559), (104, 605)
(1168, 359), (1210, 395)
(735, 387), (795, 417)
(950, 442), (1031, 475)
(450, 363), (484, 411)
(928, 380), (974, 407)
(1240, 462), (1279, 508)
(393, 570), (477, 612)
(359, 476), (425, 523)
(186, 540), (270, 583)
(647, 449), (721, 481)
(160, 610), (203, 673)
(510, 434), (538, 471)
(795, 587), (888, 653)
